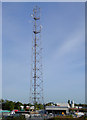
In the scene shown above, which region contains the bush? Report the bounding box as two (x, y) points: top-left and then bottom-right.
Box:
(2, 115), (26, 120)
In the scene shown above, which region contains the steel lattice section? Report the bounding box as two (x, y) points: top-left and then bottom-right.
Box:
(29, 6), (44, 107)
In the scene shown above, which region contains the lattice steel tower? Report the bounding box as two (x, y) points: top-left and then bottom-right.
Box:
(30, 6), (43, 106)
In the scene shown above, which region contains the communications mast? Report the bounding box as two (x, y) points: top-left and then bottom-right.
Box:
(30, 6), (43, 108)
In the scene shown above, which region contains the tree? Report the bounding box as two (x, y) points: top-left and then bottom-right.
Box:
(14, 101), (23, 110)
(2, 100), (15, 111)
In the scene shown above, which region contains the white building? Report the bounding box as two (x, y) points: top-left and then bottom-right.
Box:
(56, 103), (70, 108)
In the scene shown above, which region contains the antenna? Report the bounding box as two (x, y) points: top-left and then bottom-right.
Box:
(30, 6), (44, 110)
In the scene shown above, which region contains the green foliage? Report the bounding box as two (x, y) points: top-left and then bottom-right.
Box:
(2, 99), (44, 111)
(23, 103), (31, 111)
(46, 102), (53, 106)
(36, 103), (44, 110)
(2, 100), (23, 111)
(14, 102), (23, 110)
(2, 100), (15, 111)
(34, 102), (44, 110)
(0, 99), (4, 102)
(74, 103), (87, 107)
(2, 115), (26, 120)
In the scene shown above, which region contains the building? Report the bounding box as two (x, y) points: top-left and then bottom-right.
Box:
(56, 103), (70, 108)
(46, 105), (69, 114)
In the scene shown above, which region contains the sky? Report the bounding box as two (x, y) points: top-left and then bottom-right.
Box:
(2, 2), (85, 104)
(0, 1), (2, 100)
(1, 0), (86, 2)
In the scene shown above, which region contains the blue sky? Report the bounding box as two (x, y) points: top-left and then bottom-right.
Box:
(0, 1), (2, 100)
(2, 2), (85, 104)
